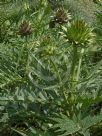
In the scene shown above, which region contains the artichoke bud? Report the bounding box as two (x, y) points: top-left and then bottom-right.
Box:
(61, 20), (95, 47)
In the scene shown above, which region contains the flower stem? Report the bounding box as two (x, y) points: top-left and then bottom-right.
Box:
(70, 46), (78, 91)
(76, 48), (84, 82)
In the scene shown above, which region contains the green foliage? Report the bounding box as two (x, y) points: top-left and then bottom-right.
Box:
(52, 114), (80, 135)
(52, 113), (102, 136)
(0, 0), (102, 136)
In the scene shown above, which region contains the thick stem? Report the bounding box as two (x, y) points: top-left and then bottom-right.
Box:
(69, 46), (78, 116)
(70, 46), (78, 91)
(76, 48), (84, 82)
(69, 46), (84, 117)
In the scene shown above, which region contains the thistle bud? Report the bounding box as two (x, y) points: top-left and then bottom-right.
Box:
(54, 8), (71, 24)
(18, 21), (32, 37)
(61, 20), (95, 47)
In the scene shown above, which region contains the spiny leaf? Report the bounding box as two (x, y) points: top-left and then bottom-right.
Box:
(81, 113), (102, 131)
(52, 114), (80, 136)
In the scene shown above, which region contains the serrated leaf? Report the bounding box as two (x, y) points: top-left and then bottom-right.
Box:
(52, 114), (80, 136)
(81, 113), (102, 131)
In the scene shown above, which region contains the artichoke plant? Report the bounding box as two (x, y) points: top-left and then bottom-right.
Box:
(49, 8), (71, 28)
(18, 21), (32, 37)
(54, 8), (71, 24)
(61, 20), (95, 93)
(62, 19), (94, 47)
